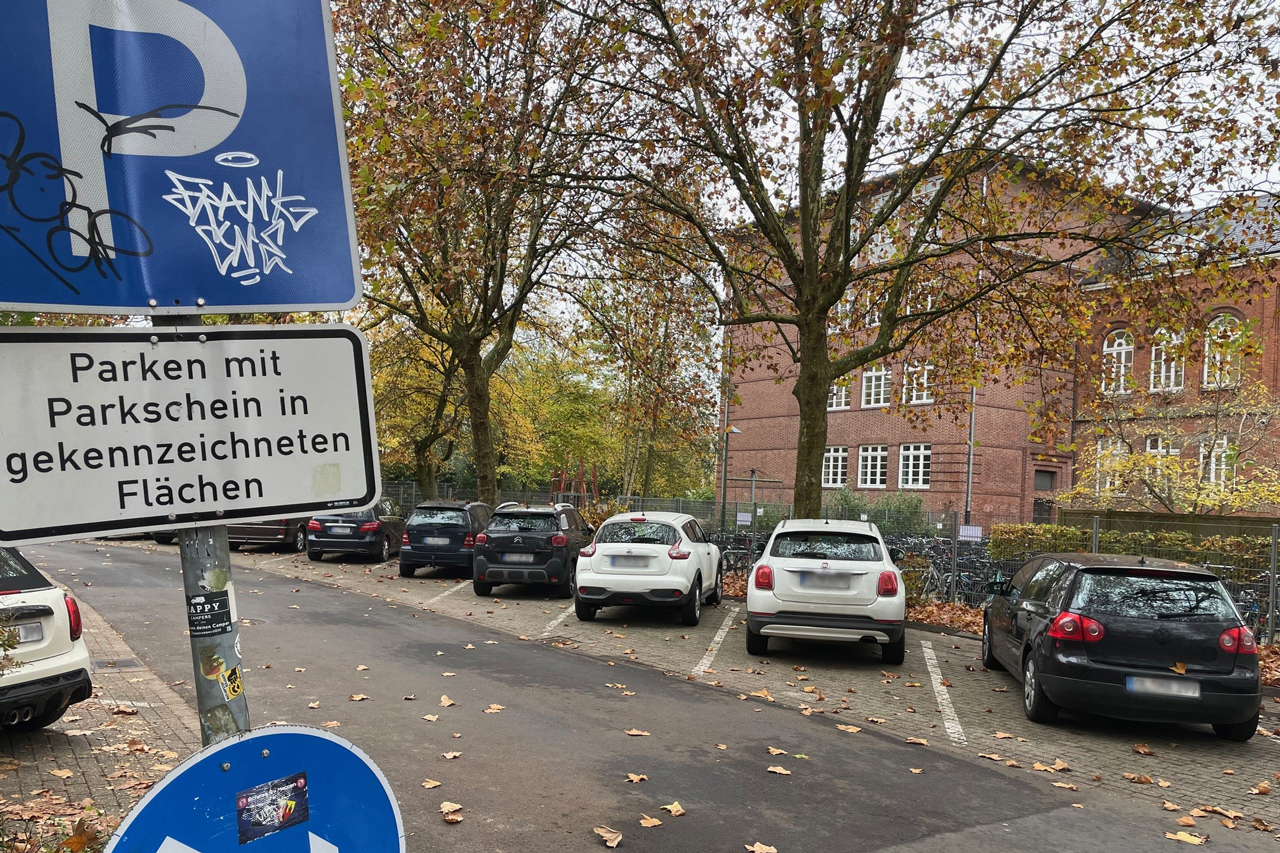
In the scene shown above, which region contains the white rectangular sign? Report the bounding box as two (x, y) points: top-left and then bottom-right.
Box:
(0, 325), (379, 545)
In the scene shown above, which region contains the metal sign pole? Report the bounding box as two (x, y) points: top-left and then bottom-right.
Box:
(1269, 524), (1277, 644)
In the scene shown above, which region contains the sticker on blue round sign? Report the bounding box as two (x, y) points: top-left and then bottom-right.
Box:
(105, 726), (404, 853)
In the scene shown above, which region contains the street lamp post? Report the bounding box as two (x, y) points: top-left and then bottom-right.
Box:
(719, 424), (742, 532)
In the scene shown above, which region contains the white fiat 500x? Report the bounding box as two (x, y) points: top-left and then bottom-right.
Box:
(575, 512), (722, 626)
(746, 519), (906, 663)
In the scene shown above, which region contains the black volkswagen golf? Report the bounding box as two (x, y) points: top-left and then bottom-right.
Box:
(982, 553), (1261, 740)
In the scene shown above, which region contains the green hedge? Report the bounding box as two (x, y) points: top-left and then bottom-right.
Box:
(989, 523), (1274, 566)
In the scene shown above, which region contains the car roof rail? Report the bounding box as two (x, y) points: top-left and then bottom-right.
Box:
(494, 501), (521, 511)
(553, 502), (577, 511)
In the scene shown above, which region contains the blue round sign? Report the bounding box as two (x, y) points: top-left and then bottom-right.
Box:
(106, 726), (404, 853)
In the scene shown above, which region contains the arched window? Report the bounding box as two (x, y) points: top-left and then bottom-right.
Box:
(1203, 315), (1242, 389)
(1149, 329), (1185, 392)
(1101, 329), (1134, 395)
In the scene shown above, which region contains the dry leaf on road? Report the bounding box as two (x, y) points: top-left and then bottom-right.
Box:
(423, 714), (439, 722)
(716, 744), (728, 750)
(745, 845), (777, 853)
(836, 725), (861, 734)
(1052, 782), (1078, 791)
(594, 826), (623, 848)
(442, 751), (461, 759)
(978, 753), (1001, 761)
(626, 773), (648, 783)
(661, 802), (685, 816)
(322, 721), (340, 728)
(767, 766), (791, 776)
(308, 701), (321, 710)
(49, 769), (74, 779)
(440, 696), (456, 707)
(1133, 743), (1154, 756)
(349, 694), (370, 702)
(994, 732), (1014, 739)
(403, 695), (417, 701)
(1175, 816), (1196, 827)
(465, 644), (476, 649)
(1051, 759), (1070, 771)
(767, 747), (787, 755)
(1162, 801), (1180, 811)
(910, 768), (924, 775)
(639, 815), (662, 828)
(1164, 831), (1206, 845)
(1249, 780), (1271, 795)
(357, 665), (369, 671)
(866, 717), (886, 724)
(625, 729), (650, 737)
(906, 738), (929, 746)
(1122, 773), (1153, 784)
(422, 779), (441, 789)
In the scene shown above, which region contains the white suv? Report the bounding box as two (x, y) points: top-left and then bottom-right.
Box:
(0, 549), (93, 731)
(746, 519), (906, 664)
(575, 512), (722, 626)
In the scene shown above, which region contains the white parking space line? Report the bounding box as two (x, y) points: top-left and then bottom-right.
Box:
(257, 554), (300, 566)
(920, 639), (966, 745)
(693, 606), (741, 674)
(540, 607), (574, 636)
(425, 582), (469, 606)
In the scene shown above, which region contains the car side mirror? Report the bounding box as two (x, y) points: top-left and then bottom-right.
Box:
(888, 547), (905, 564)
(984, 579), (1006, 596)
(752, 541), (766, 557)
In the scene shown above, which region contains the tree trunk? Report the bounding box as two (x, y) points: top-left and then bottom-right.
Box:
(414, 445), (439, 500)
(791, 321), (831, 519)
(460, 349), (499, 505)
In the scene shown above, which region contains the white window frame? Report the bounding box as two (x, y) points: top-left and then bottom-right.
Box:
(827, 382), (850, 411)
(1097, 438), (1127, 494)
(821, 446), (849, 488)
(1101, 329), (1134, 395)
(1144, 436), (1179, 491)
(1203, 315), (1242, 389)
(857, 444), (888, 489)
(1149, 329), (1185, 392)
(898, 444), (931, 489)
(903, 362), (935, 405)
(861, 365), (891, 408)
(1199, 437), (1235, 485)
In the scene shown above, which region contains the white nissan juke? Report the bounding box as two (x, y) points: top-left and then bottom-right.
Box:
(745, 519), (907, 663)
(575, 511), (722, 626)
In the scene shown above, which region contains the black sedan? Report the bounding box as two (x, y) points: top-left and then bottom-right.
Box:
(306, 498), (406, 563)
(982, 553), (1261, 740)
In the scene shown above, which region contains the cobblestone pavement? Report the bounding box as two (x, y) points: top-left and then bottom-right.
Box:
(1, 587), (201, 833)
(104, 539), (1280, 839)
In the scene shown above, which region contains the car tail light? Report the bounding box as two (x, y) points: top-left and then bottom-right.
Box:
(580, 543), (597, 558)
(476, 533), (488, 545)
(358, 521), (382, 533)
(463, 534), (475, 547)
(1220, 626), (1258, 655)
(630, 516), (646, 522)
(877, 570), (899, 597)
(1048, 611), (1105, 642)
(754, 565), (774, 590)
(401, 531), (409, 545)
(307, 519), (321, 531)
(65, 595), (82, 641)
(668, 539), (690, 560)
(551, 534), (568, 547)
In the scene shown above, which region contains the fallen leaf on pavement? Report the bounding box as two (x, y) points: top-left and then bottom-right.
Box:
(442, 751), (461, 759)
(484, 704), (504, 714)
(1188, 809), (1208, 818)
(910, 768), (924, 774)
(1157, 779), (1172, 788)
(767, 747), (786, 755)
(1162, 801), (1180, 811)
(1249, 780), (1271, 795)
(1222, 769), (1235, 775)
(322, 721), (340, 728)
(1219, 818), (1236, 829)
(594, 826), (623, 848)
(836, 725), (861, 734)
(978, 753), (1002, 761)
(625, 729), (650, 737)
(626, 773), (648, 783)
(465, 644), (476, 649)
(639, 815), (662, 828)
(423, 714), (439, 722)
(294, 668), (305, 673)
(745, 844), (777, 853)
(1052, 782), (1078, 791)
(866, 717), (886, 724)
(716, 744), (727, 750)
(1252, 817), (1274, 831)
(422, 779), (441, 789)
(1006, 760), (1023, 768)
(767, 766), (791, 775)
(1122, 773), (1153, 784)
(442, 672), (456, 677)
(357, 665), (369, 671)
(404, 695), (417, 701)
(440, 696), (456, 707)
(1051, 759), (1070, 771)
(440, 802), (462, 818)
(349, 694), (370, 702)
(994, 732), (1014, 739)
(906, 737), (929, 746)
(661, 802), (685, 816)
(1164, 831), (1206, 845)
(1133, 743), (1155, 756)
(486, 640), (498, 644)
(1175, 817), (1196, 827)
(1202, 805), (1243, 820)
(49, 769), (74, 779)
(1033, 763), (1057, 773)
(307, 701), (321, 709)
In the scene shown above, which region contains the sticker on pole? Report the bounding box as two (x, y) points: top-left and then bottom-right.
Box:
(0, 325), (379, 545)
(0, 0), (360, 314)
(105, 726), (405, 853)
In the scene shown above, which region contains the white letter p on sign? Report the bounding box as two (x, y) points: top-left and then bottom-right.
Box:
(46, 0), (247, 255)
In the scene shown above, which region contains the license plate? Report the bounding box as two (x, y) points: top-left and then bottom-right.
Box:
(17, 622), (42, 643)
(501, 553), (535, 564)
(798, 572), (850, 590)
(611, 556), (649, 568)
(329, 525), (354, 535)
(425, 537), (450, 546)
(1127, 676), (1200, 698)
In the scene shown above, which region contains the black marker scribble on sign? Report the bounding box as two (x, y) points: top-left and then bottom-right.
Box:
(0, 111), (153, 292)
(76, 102), (241, 158)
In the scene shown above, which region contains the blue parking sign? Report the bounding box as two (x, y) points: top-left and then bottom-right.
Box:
(106, 726), (405, 853)
(0, 0), (361, 314)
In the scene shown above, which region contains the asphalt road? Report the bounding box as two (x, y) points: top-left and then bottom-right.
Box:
(27, 540), (1277, 852)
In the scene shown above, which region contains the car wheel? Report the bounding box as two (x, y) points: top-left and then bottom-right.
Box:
(473, 581), (494, 596)
(307, 550), (323, 562)
(1213, 712), (1259, 741)
(378, 538), (390, 563)
(981, 618), (1002, 670)
(705, 562), (723, 606)
(400, 563), (417, 579)
(555, 561), (576, 599)
(575, 597), (598, 621)
(5, 701), (68, 732)
(1022, 652), (1059, 723)
(152, 533), (175, 545)
(679, 576), (702, 626)
(291, 526), (307, 553)
(746, 625), (768, 655)
(228, 542), (241, 551)
(881, 634), (906, 665)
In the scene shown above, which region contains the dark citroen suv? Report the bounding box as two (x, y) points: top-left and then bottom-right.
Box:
(306, 498), (406, 563)
(399, 502), (492, 578)
(473, 504), (593, 598)
(983, 553), (1262, 740)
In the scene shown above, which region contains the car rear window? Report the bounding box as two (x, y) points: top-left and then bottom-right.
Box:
(1071, 571), (1240, 622)
(408, 508), (468, 527)
(596, 522), (679, 546)
(488, 514), (558, 532)
(0, 549), (51, 592)
(332, 509), (375, 521)
(769, 531), (883, 562)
